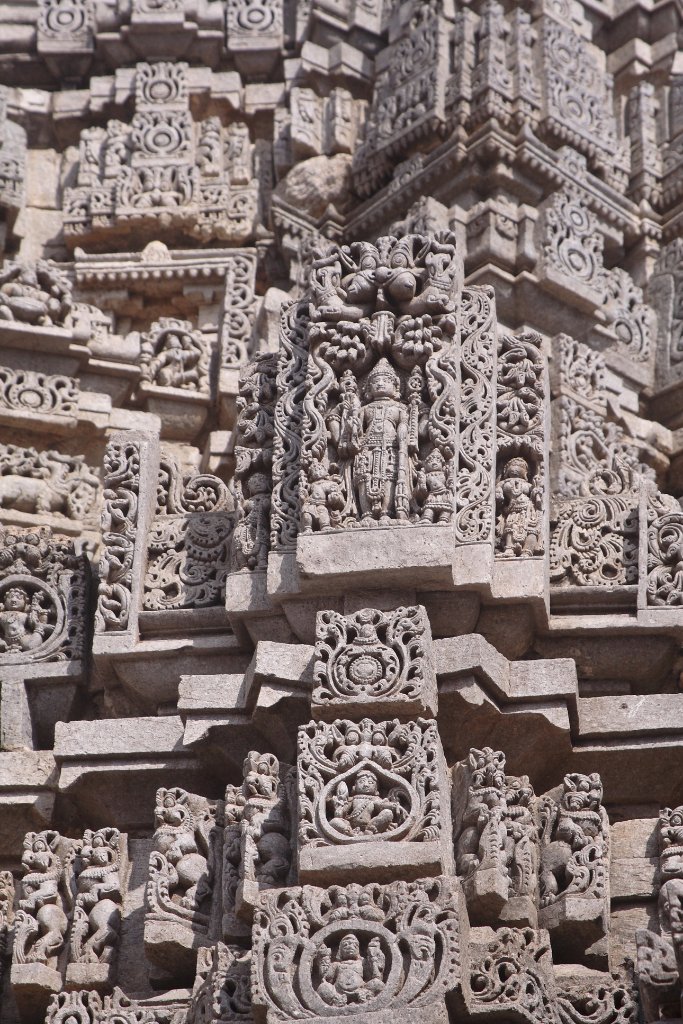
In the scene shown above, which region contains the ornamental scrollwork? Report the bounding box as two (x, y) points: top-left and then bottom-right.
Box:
(313, 605), (436, 716)
(252, 877), (462, 1021)
(298, 718), (444, 849)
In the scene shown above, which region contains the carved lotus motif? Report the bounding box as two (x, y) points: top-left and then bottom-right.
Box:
(329, 642), (399, 701)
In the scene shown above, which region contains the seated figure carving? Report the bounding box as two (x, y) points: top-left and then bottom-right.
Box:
(328, 769), (407, 837)
(0, 586), (53, 654)
(316, 933), (385, 1007)
(0, 259), (71, 326)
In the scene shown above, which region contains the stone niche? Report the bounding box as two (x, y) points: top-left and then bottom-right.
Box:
(263, 228), (548, 615)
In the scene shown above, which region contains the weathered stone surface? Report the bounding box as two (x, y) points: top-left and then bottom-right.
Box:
(3, 6), (683, 1024)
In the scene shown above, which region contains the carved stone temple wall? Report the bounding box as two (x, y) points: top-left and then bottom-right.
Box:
(4, 1), (683, 1022)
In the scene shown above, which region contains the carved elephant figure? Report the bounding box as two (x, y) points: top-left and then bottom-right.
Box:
(0, 475), (94, 519)
(0, 475), (67, 515)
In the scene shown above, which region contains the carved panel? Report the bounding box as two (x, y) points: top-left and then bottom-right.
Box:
(456, 286), (496, 546)
(144, 452), (233, 611)
(649, 239), (683, 381)
(95, 440), (141, 633)
(0, 444), (98, 523)
(223, 751), (293, 939)
(144, 786), (222, 973)
(66, 827), (124, 988)
(46, 988), (159, 1024)
(538, 772), (610, 965)
(37, 0), (94, 54)
(63, 62), (260, 245)
(550, 490), (639, 589)
(453, 746), (538, 927)
(537, 6), (627, 187)
(230, 354), (278, 573)
(0, 869), (14, 973)
(468, 928), (633, 1022)
(469, 0), (514, 128)
(289, 88), (363, 161)
(140, 318), (210, 393)
(353, 3), (451, 197)
(466, 926), (554, 1023)
(271, 299), (310, 552)
(300, 233), (461, 532)
(190, 943), (252, 1024)
(495, 330), (546, 559)
(539, 186), (606, 303)
(550, 336), (644, 591)
(252, 877), (462, 1022)
(603, 268), (655, 365)
(0, 258), (72, 327)
(312, 605), (437, 719)
(0, 526), (88, 664)
(0, 88), (26, 214)
(627, 81), (661, 207)
(298, 717), (450, 883)
(556, 976), (637, 1024)
(0, 366), (79, 418)
(662, 75), (683, 208)
(636, 803), (683, 1020)
(11, 830), (77, 993)
(221, 252), (259, 369)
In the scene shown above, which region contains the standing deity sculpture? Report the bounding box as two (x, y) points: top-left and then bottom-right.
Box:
(299, 233), (461, 533)
(333, 359), (410, 525)
(415, 449), (452, 524)
(496, 456), (542, 557)
(231, 472), (272, 570)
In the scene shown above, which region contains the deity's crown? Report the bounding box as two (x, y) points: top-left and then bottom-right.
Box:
(505, 456), (529, 478)
(424, 450), (445, 471)
(366, 358), (400, 392)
